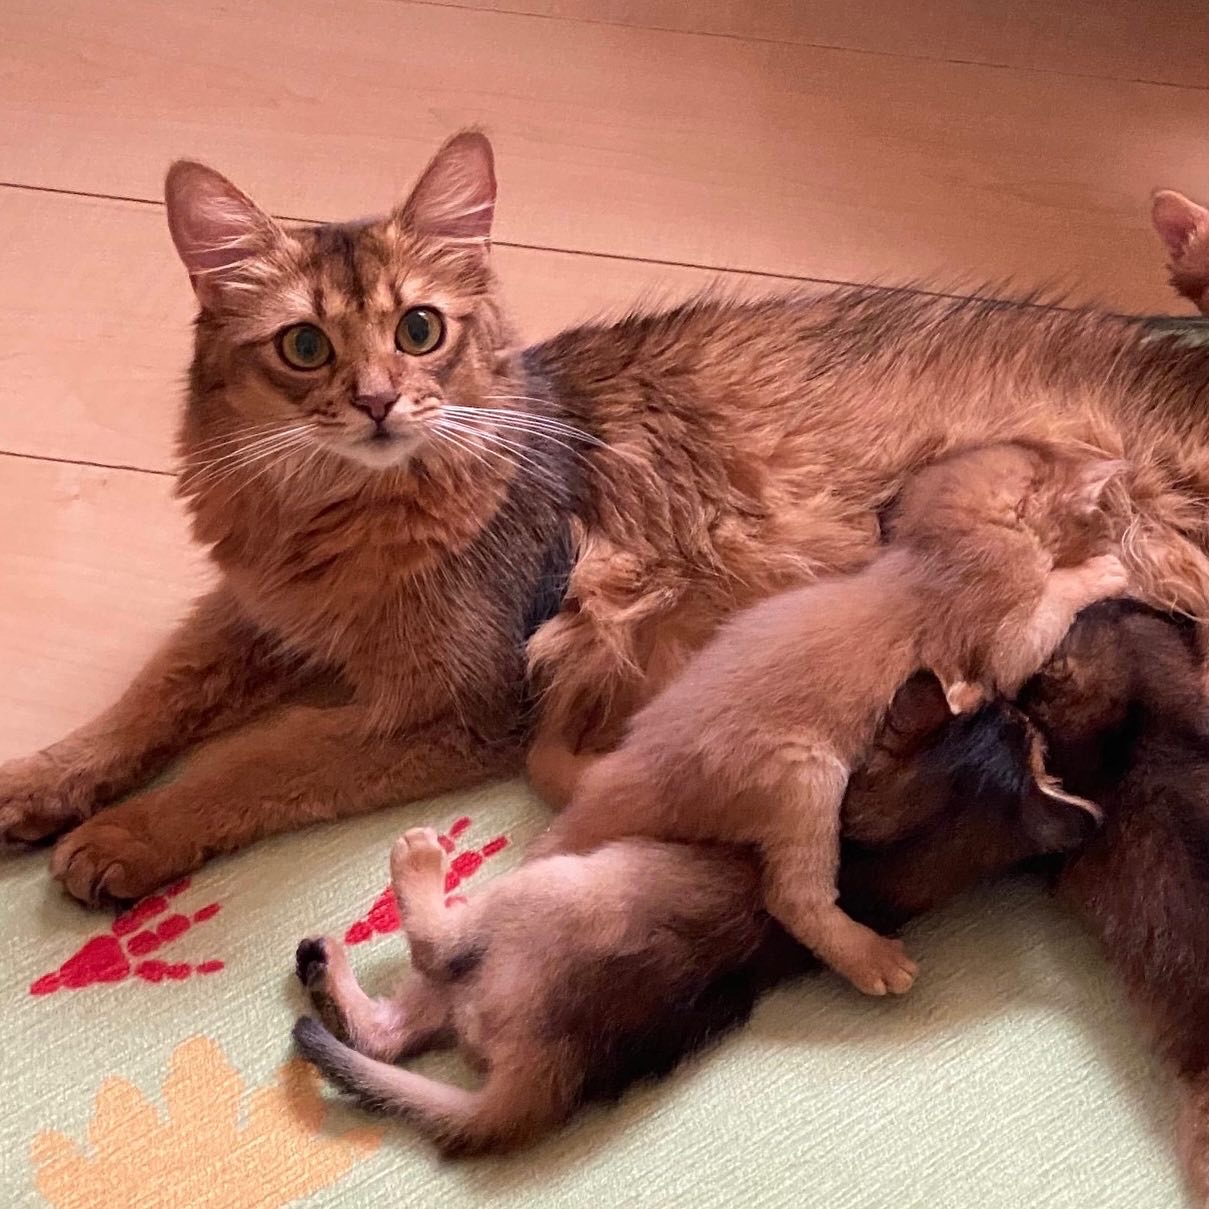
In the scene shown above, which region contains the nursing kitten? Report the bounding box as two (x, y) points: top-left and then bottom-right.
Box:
(291, 672), (1090, 1156)
(537, 443), (1123, 995)
(3, 130), (1208, 906)
(1015, 602), (1209, 1208)
(1153, 189), (1209, 315)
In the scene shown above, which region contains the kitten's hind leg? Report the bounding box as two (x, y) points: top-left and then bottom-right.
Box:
(391, 828), (473, 977)
(762, 758), (918, 997)
(294, 936), (450, 1061)
(292, 1020), (571, 1155)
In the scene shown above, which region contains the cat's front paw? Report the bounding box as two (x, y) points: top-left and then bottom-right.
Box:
(0, 753), (96, 846)
(50, 811), (188, 907)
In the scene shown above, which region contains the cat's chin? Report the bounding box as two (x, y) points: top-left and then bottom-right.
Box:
(333, 433), (423, 471)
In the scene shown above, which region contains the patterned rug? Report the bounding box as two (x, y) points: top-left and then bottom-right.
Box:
(2, 780), (1185, 1207)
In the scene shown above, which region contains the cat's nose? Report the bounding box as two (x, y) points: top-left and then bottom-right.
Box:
(352, 392), (399, 424)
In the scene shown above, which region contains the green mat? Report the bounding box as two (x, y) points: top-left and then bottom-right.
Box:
(2, 780), (1184, 1207)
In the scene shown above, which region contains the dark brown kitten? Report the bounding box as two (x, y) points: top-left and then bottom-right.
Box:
(1016, 602), (1209, 1207)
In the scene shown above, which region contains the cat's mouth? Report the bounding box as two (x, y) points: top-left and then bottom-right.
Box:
(338, 426), (427, 469)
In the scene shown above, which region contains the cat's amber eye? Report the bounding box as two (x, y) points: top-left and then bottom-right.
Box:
(395, 307), (444, 356)
(277, 323), (333, 370)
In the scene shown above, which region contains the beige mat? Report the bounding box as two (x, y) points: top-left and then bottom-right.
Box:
(1, 780), (1184, 1207)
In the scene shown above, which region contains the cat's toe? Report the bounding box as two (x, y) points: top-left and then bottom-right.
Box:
(295, 938), (329, 988)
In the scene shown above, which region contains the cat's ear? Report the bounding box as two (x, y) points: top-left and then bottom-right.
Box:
(1073, 457), (1125, 507)
(399, 130), (496, 244)
(165, 161), (284, 306)
(1151, 189), (1209, 258)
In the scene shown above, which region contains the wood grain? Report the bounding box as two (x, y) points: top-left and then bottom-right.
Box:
(1, 0), (1204, 310)
(433, 0), (1209, 88)
(0, 455), (206, 759)
(0, 188), (788, 471)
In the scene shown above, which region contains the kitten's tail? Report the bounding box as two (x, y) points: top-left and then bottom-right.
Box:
(292, 1017), (562, 1155)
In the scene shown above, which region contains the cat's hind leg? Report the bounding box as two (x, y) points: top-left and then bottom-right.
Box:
(761, 754), (918, 997)
(294, 937), (450, 1062)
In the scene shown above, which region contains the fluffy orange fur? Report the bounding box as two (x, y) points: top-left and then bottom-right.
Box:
(537, 444), (1125, 994)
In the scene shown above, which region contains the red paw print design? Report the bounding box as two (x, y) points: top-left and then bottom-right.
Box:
(344, 816), (508, 946)
(29, 879), (224, 996)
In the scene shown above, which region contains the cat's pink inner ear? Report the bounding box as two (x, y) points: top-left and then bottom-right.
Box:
(400, 130), (497, 243)
(1151, 189), (1209, 259)
(164, 161), (278, 301)
(1076, 457), (1126, 505)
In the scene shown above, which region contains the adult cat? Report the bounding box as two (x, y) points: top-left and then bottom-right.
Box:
(1, 130), (1206, 903)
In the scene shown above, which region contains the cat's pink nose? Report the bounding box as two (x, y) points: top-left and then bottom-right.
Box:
(352, 392), (398, 424)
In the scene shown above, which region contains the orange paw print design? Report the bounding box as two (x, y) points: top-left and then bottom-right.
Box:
(31, 1036), (383, 1208)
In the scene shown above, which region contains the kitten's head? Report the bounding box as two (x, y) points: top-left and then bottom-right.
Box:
(892, 442), (1121, 567)
(845, 670), (1098, 856)
(1018, 601), (1203, 793)
(1152, 189), (1209, 316)
(167, 130), (513, 473)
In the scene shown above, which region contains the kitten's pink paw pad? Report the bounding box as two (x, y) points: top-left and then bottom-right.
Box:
(391, 828), (445, 882)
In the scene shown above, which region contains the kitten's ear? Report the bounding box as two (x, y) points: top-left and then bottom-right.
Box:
(1152, 189), (1209, 258)
(399, 130), (497, 244)
(1073, 457), (1125, 507)
(165, 161), (283, 306)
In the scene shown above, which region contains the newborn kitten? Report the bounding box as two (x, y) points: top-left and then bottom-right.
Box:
(1153, 189), (1209, 315)
(537, 442), (1124, 996)
(292, 673), (1089, 1156)
(1016, 601), (1209, 1208)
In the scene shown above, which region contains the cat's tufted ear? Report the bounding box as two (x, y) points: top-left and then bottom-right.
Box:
(1152, 189), (1209, 258)
(165, 161), (284, 306)
(1152, 189), (1209, 314)
(399, 130), (496, 244)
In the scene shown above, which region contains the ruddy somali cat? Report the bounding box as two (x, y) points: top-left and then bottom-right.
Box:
(535, 443), (1124, 994)
(1, 130), (1207, 904)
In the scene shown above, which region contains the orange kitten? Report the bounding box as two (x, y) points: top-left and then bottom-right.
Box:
(538, 443), (1125, 995)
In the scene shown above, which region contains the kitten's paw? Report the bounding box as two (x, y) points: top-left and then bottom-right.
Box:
(0, 754), (96, 846)
(295, 937), (329, 989)
(50, 814), (185, 907)
(391, 827), (445, 883)
(293, 936), (354, 1040)
(835, 934), (919, 997)
(1074, 553), (1130, 601)
(943, 679), (986, 715)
